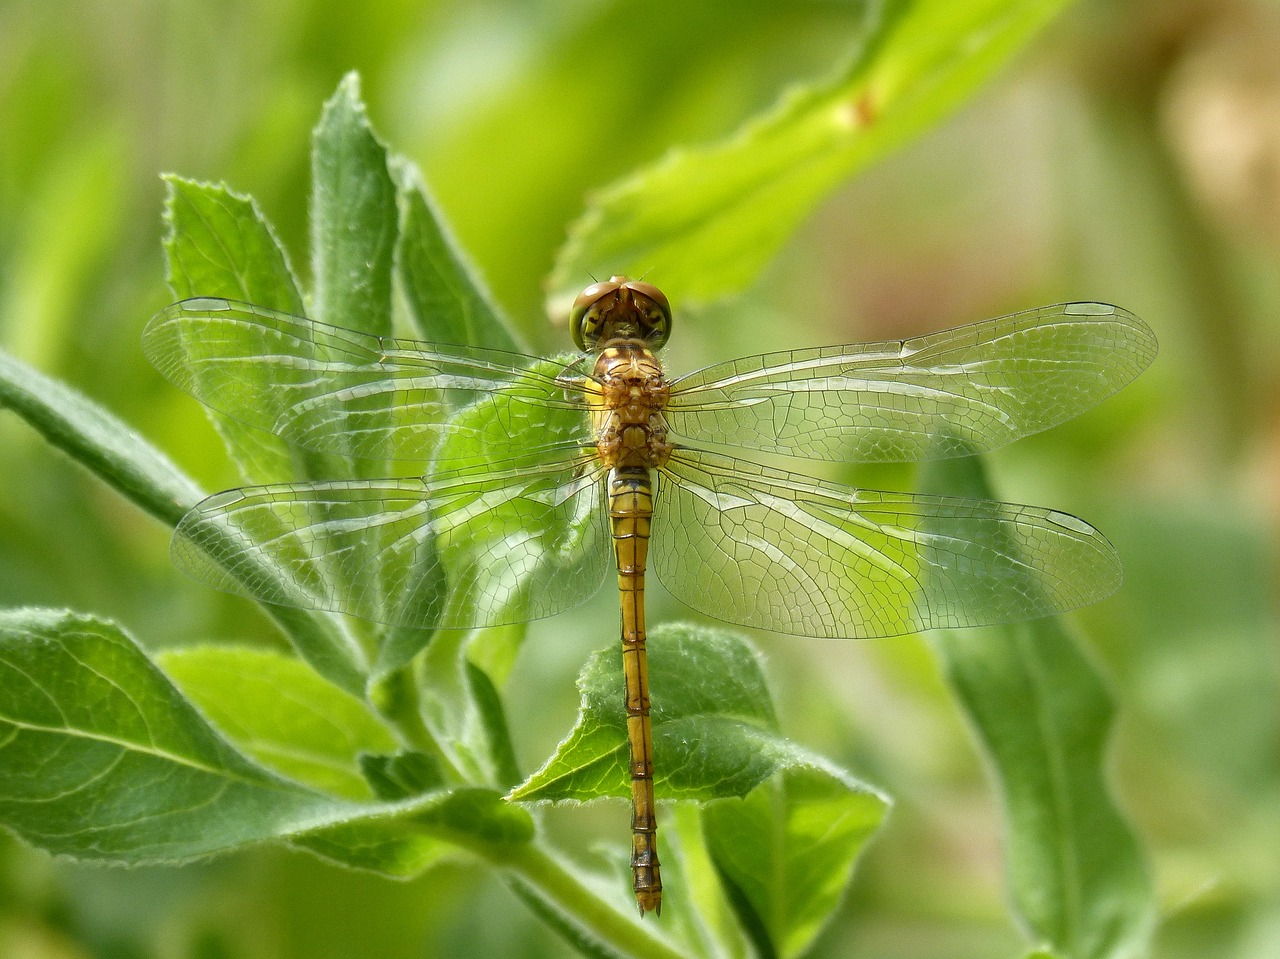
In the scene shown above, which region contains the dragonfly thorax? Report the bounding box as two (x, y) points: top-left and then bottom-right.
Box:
(570, 276), (671, 351)
(588, 342), (673, 471)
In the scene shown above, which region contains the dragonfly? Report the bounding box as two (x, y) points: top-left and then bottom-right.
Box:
(143, 277), (1156, 916)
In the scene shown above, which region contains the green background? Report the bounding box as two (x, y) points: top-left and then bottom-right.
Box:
(1, 0), (1276, 956)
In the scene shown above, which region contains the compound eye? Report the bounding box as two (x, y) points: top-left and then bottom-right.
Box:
(626, 281), (670, 318)
(625, 280), (672, 348)
(569, 279), (623, 351)
(571, 281), (615, 314)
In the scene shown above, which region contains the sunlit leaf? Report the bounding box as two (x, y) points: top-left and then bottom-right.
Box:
(163, 175), (305, 315)
(393, 158), (520, 351)
(550, 0), (1073, 311)
(162, 174), (312, 485)
(310, 71), (397, 337)
(160, 178), (373, 692)
(158, 645), (399, 800)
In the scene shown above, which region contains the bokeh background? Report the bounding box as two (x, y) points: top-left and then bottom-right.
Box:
(1, 0), (1277, 956)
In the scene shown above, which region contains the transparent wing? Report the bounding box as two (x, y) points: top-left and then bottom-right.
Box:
(171, 456), (611, 629)
(143, 297), (592, 463)
(652, 450), (1121, 639)
(666, 303), (1157, 462)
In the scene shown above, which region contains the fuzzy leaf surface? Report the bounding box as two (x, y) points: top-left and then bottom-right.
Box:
(0, 609), (531, 878)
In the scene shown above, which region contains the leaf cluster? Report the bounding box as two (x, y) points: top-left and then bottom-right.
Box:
(0, 1), (1161, 954)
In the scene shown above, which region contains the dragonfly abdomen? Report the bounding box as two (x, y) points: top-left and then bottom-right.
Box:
(609, 465), (662, 916)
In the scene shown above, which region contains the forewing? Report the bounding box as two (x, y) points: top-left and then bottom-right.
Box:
(652, 451), (1121, 639)
(171, 458), (611, 629)
(142, 297), (591, 463)
(666, 303), (1156, 462)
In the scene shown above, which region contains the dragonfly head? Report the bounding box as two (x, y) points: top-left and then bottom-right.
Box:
(570, 276), (671, 352)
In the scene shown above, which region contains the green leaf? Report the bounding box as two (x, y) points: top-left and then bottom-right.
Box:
(162, 174), (308, 485)
(509, 623), (880, 807)
(511, 623), (886, 955)
(414, 627), (521, 789)
(0, 608), (347, 860)
(359, 750), (445, 800)
(0, 609), (532, 879)
(510, 623), (771, 802)
(159, 177), (372, 693)
(157, 645), (399, 800)
(163, 174), (305, 313)
(550, 0), (1072, 310)
(309, 72), (397, 337)
(702, 765), (889, 959)
(0, 346), (203, 527)
(921, 455), (1155, 959)
(392, 157), (520, 351)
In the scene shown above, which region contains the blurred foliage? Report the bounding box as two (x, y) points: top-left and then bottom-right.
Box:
(0, 0), (1277, 957)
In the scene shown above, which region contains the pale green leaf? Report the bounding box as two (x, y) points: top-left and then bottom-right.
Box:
(550, 0), (1073, 311)
(157, 645), (398, 800)
(158, 178), (372, 692)
(161, 174), (309, 485)
(310, 72), (397, 337)
(163, 174), (305, 315)
(921, 454), (1155, 959)
(510, 623), (887, 955)
(703, 765), (889, 959)
(392, 157), (520, 351)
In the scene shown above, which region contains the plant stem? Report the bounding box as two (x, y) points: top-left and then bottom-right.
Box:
(489, 842), (687, 959)
(369, 665), (464, 780)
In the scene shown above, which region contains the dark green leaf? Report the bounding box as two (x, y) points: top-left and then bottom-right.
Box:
(0, 609), (347, 860)
(0, 346), (202, 526)
(416, 627), (522, 788)
(509, 623), (877, 806)
(0, 610), (531, 879)
(465, 659), (522, 789)
(392, 158), (520, 351)
(359, 750), (446, 800)
(294, 786), (534, 878)
(511, 623), (886, 955)
(703, 765), (888, 959)
(309, 72), (397, 337)
(158, 645), (398, 800)
(921, 454), (1155, 959)
(550, 0), (1073, 311)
